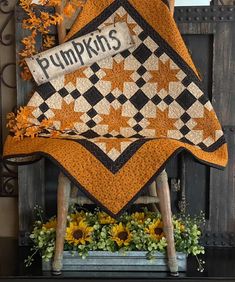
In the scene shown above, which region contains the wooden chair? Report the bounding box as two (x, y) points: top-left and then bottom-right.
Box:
(52, 170), (178, 275)
(52, 0), (178, 276)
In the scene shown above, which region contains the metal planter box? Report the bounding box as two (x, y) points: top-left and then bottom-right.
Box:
(43, 251), (187, 272)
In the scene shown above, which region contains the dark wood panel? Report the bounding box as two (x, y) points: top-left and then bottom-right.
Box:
(208, 130), (235, 233)
(45, 159), (59, 218)
(184, 154), (210, 217)
(212, 22), (235, 125)
(178, 18), (235, 241)
(18, 161), (45, 245)
(15, 7), (45, 245)
(178, 22), (215, 35)
(207, 21), (235, 235)
(182, 34), (213, 100)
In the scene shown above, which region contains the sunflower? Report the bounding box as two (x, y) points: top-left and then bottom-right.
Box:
(131, 212), (146, 223)
(111, 223), (132, 247)
(146, 219), (164, 240)
(98, 212), (116, 225)
(43, 218), (57, 230)
(65, 221), (93, 246)
(69, 211), (86, 224)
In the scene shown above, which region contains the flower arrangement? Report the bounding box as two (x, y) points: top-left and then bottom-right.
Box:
(25, 206), (205, 271)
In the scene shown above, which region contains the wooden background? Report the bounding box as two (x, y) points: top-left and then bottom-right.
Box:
(175, 6), (235, 246)
(0, 2), (235, 246)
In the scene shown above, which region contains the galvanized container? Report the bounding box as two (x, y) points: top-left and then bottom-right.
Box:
(43, 251), (187, 272)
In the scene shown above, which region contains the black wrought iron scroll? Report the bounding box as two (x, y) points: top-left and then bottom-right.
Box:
(0, 0), (17, 196)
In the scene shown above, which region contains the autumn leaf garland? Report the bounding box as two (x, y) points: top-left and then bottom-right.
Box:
(7, 106), (83, 140)
(19, 0), (63, 80)
(19, 0), (85, 81)
(6, 107), (54, 140)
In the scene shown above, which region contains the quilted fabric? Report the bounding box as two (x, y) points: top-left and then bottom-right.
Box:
(4, 0), (228, 217)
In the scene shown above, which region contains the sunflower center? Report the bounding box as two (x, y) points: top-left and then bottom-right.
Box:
(118, 231), (128, 241)
(154, 227), (163, 235)
(73, 229), (83, 239)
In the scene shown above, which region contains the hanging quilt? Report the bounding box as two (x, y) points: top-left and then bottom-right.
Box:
(4, 0), (228, 217)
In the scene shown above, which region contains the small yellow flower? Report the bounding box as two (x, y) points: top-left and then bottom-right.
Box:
(43, 218), (57, 230)
(98, 212), (116, 225)
(174, 220), (185, 232)
(131, 212), (146, 223)
(65, 221), (93, 246)
(146, 219), (164, 240)
(111, 223), (132, 247)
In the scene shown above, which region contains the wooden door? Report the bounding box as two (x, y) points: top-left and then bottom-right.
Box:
(173, 5), (235, 247)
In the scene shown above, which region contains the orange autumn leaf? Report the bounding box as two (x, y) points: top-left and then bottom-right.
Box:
(19, 0), (32, 13)
(18, 106), (34, 117)
(43, 35), (56, 49)
(21, 34), (36, 46)
(7, 120), (16, 131)
(50, 13), (63, 25)
(23, 15), (41, 30)
(6, 112), (17, 133)
(47, 0), (62, 6)
(20, 66), (33, 81)
(14, 107), (33, 129)
(25, 126), (40, 138)
(6, 112), (16, 120)
(16, 116), (28, 128)
(40, 118), (53, 128)
(13, 130), (25, 141)
(20, 32), (37, 55)
(51, 130), (61, 138)
(40, 11), (50, 21)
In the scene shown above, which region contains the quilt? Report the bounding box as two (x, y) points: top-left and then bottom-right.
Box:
(3, 0), (228, 217)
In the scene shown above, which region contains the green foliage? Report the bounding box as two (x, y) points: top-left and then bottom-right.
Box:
(25, 207), (205, 271)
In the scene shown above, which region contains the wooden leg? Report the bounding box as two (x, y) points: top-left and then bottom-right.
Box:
(156, 170), (178, 276)
(52, 172), (71, 275)
(148, 181), (159, 212)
